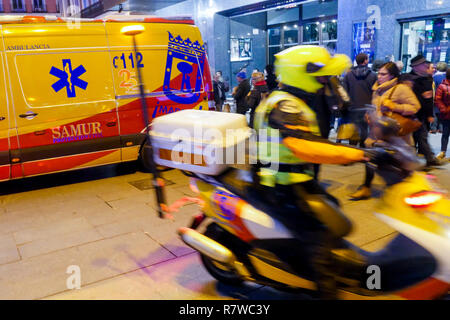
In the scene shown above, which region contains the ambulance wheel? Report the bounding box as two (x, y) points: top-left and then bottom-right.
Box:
(138, 142), (172, 173)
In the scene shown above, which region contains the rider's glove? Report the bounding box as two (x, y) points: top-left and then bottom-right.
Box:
(364, 148), (391, 165)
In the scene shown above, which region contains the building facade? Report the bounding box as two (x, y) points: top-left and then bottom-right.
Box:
(152, 0), (450, 81)
(0, 0), (58, 13)
(338, 0), (450, 72)
(61, 0), (447, 86)
(57, 0), (101, 17)
(155, 0), (340, 88)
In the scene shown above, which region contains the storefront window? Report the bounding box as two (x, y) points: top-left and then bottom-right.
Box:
(268, 27), (281, 46)
(283, 23), (299, 45)
(401, 17), (450, 71)
(322, 20), (337, 41)
(268, 23), (298, 65)
(303, 22), (319, 43)
(268, 27), (283, 66)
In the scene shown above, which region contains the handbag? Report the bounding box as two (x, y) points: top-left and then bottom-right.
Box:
(337, 123), (360, 140)
(382, 85), (422, 136)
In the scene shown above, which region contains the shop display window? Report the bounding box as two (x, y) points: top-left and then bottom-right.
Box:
(303, 22), (319, 43)
(322, 20), (337, 41)
(268, 27), (281, 46)
(401, 17), (450, 71)
(283, 23), (299, 45)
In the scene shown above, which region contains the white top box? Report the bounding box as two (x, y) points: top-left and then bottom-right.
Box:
(151, 109), (248, 138)
(150, 110), (252, 175)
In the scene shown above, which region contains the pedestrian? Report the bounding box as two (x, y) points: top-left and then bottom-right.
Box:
(434, 62), (448, 87)
(431, 62), (448, 133)
(350, 62), (420, 200)
(435, 69), (450, 160)
(212, 73), (227, 111)
(314, 76), (352, 180)
(371, 59), (385, 73)
(246, 71), (269, 128)
(395, 61), (404, 73)
(343, 53), (378, 147)
(409, 55), (442, 167)
(232, 71), (251, 115)
(264, 64), (278, 92)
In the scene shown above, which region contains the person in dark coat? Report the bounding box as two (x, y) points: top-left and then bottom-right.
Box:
(246, 71), (269, 127)
(232, 71), (251, 115)
(371, 59), (385, 73)
(212, 73), (228, 111)
(313, 76), (352, 180)
(264, 64), (279, 92)
(435, 69), (450, 160)
(409, 55), (442, 167)
(343, 53), (378, 147)
(431, 62), (447, 133)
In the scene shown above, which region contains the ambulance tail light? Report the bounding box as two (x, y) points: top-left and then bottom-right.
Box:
(404, 191), (443, 209)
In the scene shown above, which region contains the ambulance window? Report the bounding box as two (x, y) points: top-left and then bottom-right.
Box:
(15, 51), (115, 108)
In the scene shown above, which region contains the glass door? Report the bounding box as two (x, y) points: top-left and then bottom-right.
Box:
(321, 20), (338, 54)
(302, 22), (320, 45)
(268, 23), (300, 65)
(268, 27), (282, 66)
(283, 23), (299, 47)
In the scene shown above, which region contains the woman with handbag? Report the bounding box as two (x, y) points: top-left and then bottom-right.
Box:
(350, 62), (421, 200)
(435, 69), (450, 160)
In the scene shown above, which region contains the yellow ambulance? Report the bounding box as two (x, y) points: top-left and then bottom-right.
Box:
(0, 15), (213, 181)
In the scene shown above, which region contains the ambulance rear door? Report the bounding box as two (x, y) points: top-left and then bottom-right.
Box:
(3, 22), (120, 177)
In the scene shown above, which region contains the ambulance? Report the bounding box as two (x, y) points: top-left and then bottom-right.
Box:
(0, 15), (214, 181)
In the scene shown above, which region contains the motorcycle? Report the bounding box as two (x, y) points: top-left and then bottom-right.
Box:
(152, 112), (450, 300)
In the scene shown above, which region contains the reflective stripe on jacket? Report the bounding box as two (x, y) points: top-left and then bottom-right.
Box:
(254, 91), (320, 186)
(254, 90), (365, 187)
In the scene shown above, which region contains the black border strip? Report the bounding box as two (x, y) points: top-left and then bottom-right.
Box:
(2, 134), (146, 165)
(12, 136), (122, 163)
(0, 150), (9, 166)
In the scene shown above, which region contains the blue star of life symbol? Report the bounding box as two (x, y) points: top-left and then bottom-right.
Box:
(50, 59), (88, 98)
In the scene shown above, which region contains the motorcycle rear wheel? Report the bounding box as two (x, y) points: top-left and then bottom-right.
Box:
(200, 225), (244, 286)
(200, 254), (243, 286)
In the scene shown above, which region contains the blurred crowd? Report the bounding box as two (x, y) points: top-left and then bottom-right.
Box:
(211, 52), (450, 199)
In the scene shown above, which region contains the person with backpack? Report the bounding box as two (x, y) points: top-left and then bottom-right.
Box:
(435, 69), (450, 160)
(343, 53), (378, 147)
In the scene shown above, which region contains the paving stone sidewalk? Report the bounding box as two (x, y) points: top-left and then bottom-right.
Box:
(0, 134), (448, 300)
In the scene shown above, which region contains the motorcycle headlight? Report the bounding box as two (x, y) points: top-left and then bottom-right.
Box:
(404, 191), (443, 209)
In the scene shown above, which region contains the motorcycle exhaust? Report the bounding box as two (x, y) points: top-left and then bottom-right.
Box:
(178, 227), (235, 264)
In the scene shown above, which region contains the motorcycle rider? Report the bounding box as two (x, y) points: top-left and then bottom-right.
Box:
(253, 46), (368, 299)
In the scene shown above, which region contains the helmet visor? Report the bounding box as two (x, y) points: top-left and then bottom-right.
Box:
(307, 54), (351, 76)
